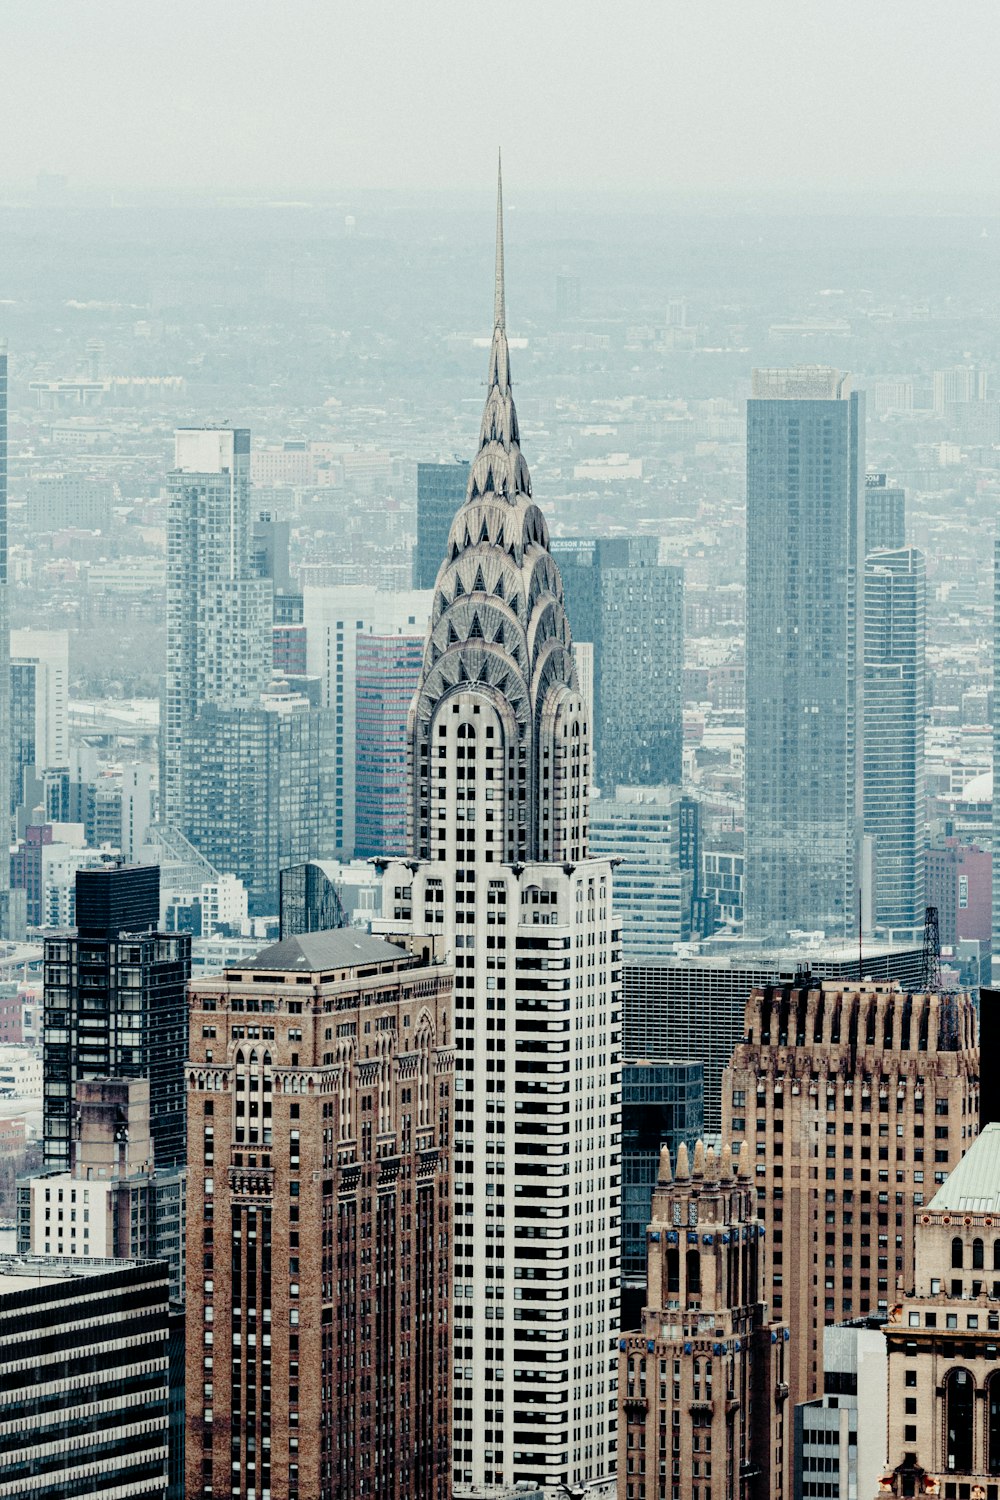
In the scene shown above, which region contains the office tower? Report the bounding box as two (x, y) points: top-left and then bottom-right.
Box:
(878, 1121), (1000, 1495)
(19, 1076), (187, 1302)
(744, 368), (865, 940)
(179, 684), (335, 914)
(414, 460), (470, 589)
(865, 472), (906, 553)
(185, 930), (454, 1500)
(723, 981), (979, 1413)
(0, 1255), (170, 1500)
(122, 761), (156, 862)
(161, 427), (272, 825)
(9, 629), (69, 815)
(864, 547), (926, 929)
(620, 1058), (703, 1315)
(553, 536), (684, 790)
(279, 858), (349, 937)
(618, 1140), (787, 1500)
(303, 584), (432, 854)
(624, 938), (925, 1133)
(590, 786), (692, 956)
(42, 864), (190, 1171)
(793, 1320), (887, 1500)
(354, 632), (425, 857)
(933, 363), (988, 416)
(994, 540), (1000, 982)
(379, 171), (621, 1496)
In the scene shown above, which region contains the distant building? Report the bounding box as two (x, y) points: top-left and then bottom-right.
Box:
(354, 632), (424, 858)
(620, 1058), (703, 1313)
(994, 539), (1000, 981)
(723, 981), (979, 1413)
(185, 929), (454, 1500)
(413, 460), (470, 589)
(553, 536), (684, 790)
(9, 630), (69, 815)
(590, 786), (692, 956)
(278, 858), (349, 938)
(618, 1139), (788, 1500)
(927, 838), (992, 956)
(699, 835), (744, 933)
(0, 343), (17, 941)
(42, 864), (190, 1171)
(865, 472), (906, 552)
(745, 368), (864, 939)
(864, 547), (926, 929)
(793, 1319), (887, 1500)
(878, 1122), (1000, 1494)
(0, 1255), (170, 1500)
(25, 474), (114, 532)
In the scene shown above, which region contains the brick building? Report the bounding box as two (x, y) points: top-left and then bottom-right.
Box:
(619, 1139), (787, 1500)
(185, 928), (454, 1500)
(723, 982), (979, 1414)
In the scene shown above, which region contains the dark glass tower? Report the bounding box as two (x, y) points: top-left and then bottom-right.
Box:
(745, 368), (865, 939)
(413, 461), (469, 589)
(42, 864), (190, 1170)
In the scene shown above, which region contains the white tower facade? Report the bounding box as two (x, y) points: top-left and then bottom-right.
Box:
(381, 168), (621, 1496)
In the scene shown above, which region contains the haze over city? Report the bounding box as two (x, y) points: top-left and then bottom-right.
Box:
(0, 7), (998, 1500)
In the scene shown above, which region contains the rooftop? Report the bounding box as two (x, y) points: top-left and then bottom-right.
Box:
(238, 929), (413, 974)
(927, 1124), (1000, 1215)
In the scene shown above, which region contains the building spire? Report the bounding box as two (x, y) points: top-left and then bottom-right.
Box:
(494, 150), (505, 332)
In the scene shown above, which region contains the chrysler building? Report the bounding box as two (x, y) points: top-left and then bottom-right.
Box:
(381, 166), (621, 1495)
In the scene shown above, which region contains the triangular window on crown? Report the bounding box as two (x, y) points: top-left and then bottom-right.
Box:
(453, 575), (464, 598)
(479, 518), (490, 543)
(447, 621), (459, 644)
(496, 524), (504, 548)
(493, 575), (505, 600)
(473, 566), (486, 594)
(493, 623), (505, 646)
(484, 468), (495, 493)
(469, 613), (484, 640)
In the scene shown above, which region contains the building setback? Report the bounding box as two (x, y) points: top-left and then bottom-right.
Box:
(185, 929), (454, 1500)
(744, 368), (865, 940)
(723, 982), (979, 1414)
(0, 1255), (170, 1500)
(42, 864), (190, 1171)
(618, 1139), (788, 1500)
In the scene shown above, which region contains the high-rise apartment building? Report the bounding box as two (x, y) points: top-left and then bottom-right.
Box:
(0, 1255), (170, 1500)
(553, 535), (684, 791)
(414, 460), (470, 589)
(723, 981), (979, 1413)
(744, 368), (865, 940)
(879, 1121), (1000, 1496)
(303, 584), (432, 855)
(590, 786), (692, 956)
(161, 427), (272, 824)
(9, 629), (69, 816)
(865, 472), (906, 553)
(618, 1140), (788, 1500)
(43, 864), (190, 1171)
(379, 173), (621, 1495)
(185, 929), (454, 1500)
(864, 547), (926, 930)
(354, 632), (425, 857)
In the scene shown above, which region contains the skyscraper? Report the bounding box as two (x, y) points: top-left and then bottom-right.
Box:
(0, 341), (15, 939)
(354, 631), (425, 857)
(723, 981), (979, 1412)
(161, 427), (273, 824)
(864, 472), (906, 553)
(414, 460), (470, 589)
(993, 539), (1000, 982)
(185, 930), (454, 1500)
(864, 547), (926, 929)
(380, 168), (621, 1495)
(552, 536), (684, 791)
(744, 368), (865, 939)
(590, 786), (692, 956)
(42, 864), (190, 1171)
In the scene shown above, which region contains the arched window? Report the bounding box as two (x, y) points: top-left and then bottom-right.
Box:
(973, 1238), (985, 1270)
(989, 1372), (1000, 1475)
(946, 1368), (974, 1472)
(952, 1237), (964, 1270)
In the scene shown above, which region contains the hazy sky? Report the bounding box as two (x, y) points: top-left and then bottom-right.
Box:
(4, 1), (999, 197)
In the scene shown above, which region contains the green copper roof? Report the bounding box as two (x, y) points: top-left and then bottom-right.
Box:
(927, 1123), (1000, 1214)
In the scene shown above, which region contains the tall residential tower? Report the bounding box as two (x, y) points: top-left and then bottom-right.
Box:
(381, 168), (621, 1496)
(744, 368), (865, 940)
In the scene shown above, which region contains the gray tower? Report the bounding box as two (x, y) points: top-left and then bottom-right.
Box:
(864, 547), (926, 929)
(0, 343), (9, 933)
(414, 460), (470, 589)
(865, 472), (906, 552)
(745, 367), (865, 939)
